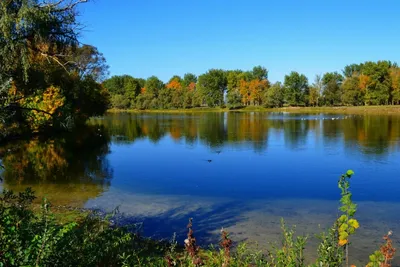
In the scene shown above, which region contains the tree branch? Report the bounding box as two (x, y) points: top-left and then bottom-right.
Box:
(2, 105), (54, 117)
(38, 0), (89, 12)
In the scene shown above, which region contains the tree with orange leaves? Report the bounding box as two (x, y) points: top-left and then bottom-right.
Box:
(166, 76), (183, 90)
(239, 79), (269, 106)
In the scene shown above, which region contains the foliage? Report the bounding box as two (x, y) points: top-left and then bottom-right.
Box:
(239, 79), (269, 106)
(0, 0), (110, 141)
(342, 76), (364, 106)
(313, 170), (358, 267)
(366, 232), (396, 267)
(111, 94), (131, 109)
(267, 219), (308, 267)
(284, 71), (309, 106)
(197, 69), (227, 107)
(102, 60), (400, 111)
(264, 82), (284, 108)
(322, 72), (344, 106)
(0, 188), (169, 267)
(226, 90), (243, 109)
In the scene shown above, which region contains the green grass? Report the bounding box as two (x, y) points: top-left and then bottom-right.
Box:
(107, 105), (400, 115)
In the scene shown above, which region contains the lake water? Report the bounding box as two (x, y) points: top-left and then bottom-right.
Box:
(1, 112), (400, 264)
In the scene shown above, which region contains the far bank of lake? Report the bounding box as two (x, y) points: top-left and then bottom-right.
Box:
(107, 105), (400, 115)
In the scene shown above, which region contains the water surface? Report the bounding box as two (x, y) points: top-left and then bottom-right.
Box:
(1, 112), (400, 263)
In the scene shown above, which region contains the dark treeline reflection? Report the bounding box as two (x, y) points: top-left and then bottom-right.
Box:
(0, 125), (113, 205)
(92, 112), (400, 156)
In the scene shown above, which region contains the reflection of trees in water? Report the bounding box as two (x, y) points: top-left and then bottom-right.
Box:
(227, 112), (269, 152)
(342, 116), (400, 156)
(198, 113), (225, 148)
(282, 119), (310, 150)
(91, 113), (400, 156)
(0, 125), (113, 206)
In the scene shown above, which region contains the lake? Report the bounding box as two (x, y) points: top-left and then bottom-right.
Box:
(1, 111), (400, 263)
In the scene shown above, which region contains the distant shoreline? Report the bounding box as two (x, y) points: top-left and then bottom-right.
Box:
(107, 105), (400, 115)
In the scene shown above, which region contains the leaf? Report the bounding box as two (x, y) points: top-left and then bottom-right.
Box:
(346, 170), (354, 176)
(339, 223), (348, 232)
(369, 254), (376, 262)
(348, 219), (359, 229)
(339, 232), (349, 240)
(338, 239), (348, 246)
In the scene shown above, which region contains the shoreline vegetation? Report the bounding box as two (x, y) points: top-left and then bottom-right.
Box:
(0, 171), (397, 266)
(107, 105), (400, 115)
(104, 62), (400, 114)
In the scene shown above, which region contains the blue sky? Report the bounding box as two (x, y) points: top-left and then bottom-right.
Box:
(79, 0), (400, 83)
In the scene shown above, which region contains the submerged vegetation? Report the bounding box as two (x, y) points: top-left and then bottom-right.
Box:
(0, 171), (396, 266)
(104, 61), (400, 111)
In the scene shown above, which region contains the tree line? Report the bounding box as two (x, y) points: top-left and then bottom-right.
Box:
(104, 61), (400, 110)
(0, 0), (110, 141)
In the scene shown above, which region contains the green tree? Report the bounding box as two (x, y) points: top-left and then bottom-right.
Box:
(197, 69), (227, 107)
(226, 70), (244, 109)
(342, 76), (364, 106)
(0, 0), (85, 81)
(252, 66), (268, 80)
(158, 88), (173, 109)
(322, 72), (343, 106)
(309, 75), (323, 106)
(69, 45), (109, 82)
(264, 82), (284, 108)
(102, 76), (126, 95)
(390, 68), (400, 105)
(125, 78), (142, 106)
(343, 63), (364, 78)
(362, 61), (392, 105)
(103, 75), (141, 108)
(182, 73), (197, 88)
(73, 76), (110, 122)
(144, 76), (164, 98)
(283, 72), (309, 106)
(226, 91), (242, 109)
(111, 94), (130, 109)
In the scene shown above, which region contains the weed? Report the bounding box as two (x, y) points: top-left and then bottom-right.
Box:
(366, 231), (396, 267)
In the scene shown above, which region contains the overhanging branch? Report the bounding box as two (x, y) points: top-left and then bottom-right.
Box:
(2, 105), (54, 117)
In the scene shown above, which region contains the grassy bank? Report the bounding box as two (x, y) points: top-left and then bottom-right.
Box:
(107, 105), (400, 115)
(0, 171), (396, 266)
